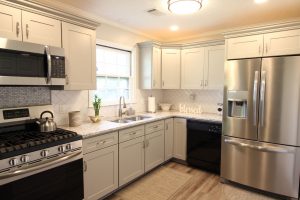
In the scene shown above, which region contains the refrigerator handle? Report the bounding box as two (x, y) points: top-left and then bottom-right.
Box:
(253, 71), (259, 126)
(224, 138), (293, 153)
(259, 71), (266, 127)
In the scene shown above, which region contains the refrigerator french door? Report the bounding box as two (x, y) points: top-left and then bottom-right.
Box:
(221, 56), (300, 199)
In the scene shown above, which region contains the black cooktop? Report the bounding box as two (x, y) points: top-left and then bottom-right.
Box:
(0, 122), (82, 159)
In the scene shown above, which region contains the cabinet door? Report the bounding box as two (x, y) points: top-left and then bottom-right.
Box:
(84, 145), (118, 200)
(145, 130), (165, 172)
(0, 4), (21, 41)
(226, 35), (263, 59)
(152, 47), (161, 89)
(204, 45), (225, 90)
(264, 29), (300, 56)
(62, 22), (96, 90)
(22, 11), (61, 47)
(164, 118), (174, 161)
(161, 49), (181, 89)
(181, 48), (205, 89)
(119, 136), (145, 186)
(173, 118), (187, 160)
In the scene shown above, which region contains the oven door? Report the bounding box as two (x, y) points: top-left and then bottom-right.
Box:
(0, 151), (83, 200)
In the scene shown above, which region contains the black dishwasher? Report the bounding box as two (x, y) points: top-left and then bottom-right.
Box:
(187, 119), (222, 174)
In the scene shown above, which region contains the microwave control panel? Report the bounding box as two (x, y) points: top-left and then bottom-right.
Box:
(51, 56), (65, 78)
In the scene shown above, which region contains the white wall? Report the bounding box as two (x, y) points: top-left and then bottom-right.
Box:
(52, 23), (163, 125)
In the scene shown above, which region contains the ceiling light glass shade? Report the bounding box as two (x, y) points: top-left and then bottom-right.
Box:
(168, 0), (202, 15)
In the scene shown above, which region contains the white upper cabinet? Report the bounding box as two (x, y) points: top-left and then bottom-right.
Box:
(22, 11), (61, 47)
(204, 45), (225, 90)
(181, 45), (225, 90)
(62, 22), (96, 90)
(139, 45), (161, 89)
(181, 48), (205, 89)
(226, 34), (263, 59)
(161, 48), (181, 89)
(0, 4), (21, 41)
(226, 29), (300, 59)
(264, 29), (300, 56)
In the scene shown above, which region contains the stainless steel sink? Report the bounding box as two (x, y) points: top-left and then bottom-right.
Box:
(110, 115), (151, 123)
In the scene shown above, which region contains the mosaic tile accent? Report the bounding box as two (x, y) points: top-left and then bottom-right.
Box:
(0, 87), (51, 108)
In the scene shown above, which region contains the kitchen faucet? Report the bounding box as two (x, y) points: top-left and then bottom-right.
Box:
(118, 96), (127, 118)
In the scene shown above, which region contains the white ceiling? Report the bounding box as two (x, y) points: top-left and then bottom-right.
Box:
(36, 0), (300, 41)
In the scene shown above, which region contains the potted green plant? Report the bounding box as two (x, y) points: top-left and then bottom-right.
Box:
(89, 95), (102, 123)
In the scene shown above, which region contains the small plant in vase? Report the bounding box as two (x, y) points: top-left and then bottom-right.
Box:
(89, 95), (102, 123)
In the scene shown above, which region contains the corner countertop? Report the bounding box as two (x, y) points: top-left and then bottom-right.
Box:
(59, 111), (222, 139)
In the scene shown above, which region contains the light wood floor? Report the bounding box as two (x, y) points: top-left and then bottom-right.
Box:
(107, 162), (278, 200)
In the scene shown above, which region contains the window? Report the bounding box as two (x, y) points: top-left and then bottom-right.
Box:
(90, 45), (133, 106)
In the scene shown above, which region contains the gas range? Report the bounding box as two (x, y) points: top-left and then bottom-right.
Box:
(0, 106), (83, 189)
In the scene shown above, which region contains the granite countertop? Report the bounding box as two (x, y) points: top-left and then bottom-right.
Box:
(60, 111), (222, 139)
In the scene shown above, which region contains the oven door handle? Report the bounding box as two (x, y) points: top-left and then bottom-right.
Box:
(0, 150), (82, 180)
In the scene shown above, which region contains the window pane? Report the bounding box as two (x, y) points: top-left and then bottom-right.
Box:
(106, 77), (119, 89)
(96, 77), (106, 89)
(93, 45), (132, 105)
(120, 78), (129, 89)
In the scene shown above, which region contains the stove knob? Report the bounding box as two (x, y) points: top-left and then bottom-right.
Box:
(20, 155), (30, 163)
(41, 150), (49, 158)
(66, 144), (72, 150)
(9, 158), (19, 166)
(58, 146), (65, 153)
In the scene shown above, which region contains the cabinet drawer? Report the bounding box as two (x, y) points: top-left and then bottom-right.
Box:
(83, 132), (118, 154)
(145, 120), (164, 135)
(119, 125), (145, 143)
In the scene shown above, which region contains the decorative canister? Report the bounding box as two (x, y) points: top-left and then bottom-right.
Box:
(69, 111), (81, 127)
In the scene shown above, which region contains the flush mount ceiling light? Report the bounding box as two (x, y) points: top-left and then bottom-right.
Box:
(254, 0), (268, 4)
(168, 0), (202, 15)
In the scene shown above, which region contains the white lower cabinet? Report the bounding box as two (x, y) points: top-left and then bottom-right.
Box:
(83, 144), (118, 200)
(119, 136), (145, 187)
(145, 129), (165, 172)
(164, 118), (174, 161)
(173, 118), (187, 161)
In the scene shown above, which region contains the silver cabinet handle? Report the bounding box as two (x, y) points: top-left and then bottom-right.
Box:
(224, 139), (292, 153)
(129, 132), (137, 136)
(162, 81), (165, 87)
(166, 123), (168, 130)
(0, 150), (81, 179)
(26, 24), (29, 39)
(45, 45), (51, 84)
(65, 74), (69, 85)
(265, 44), (268, 54)
(258, 45), (261, 55)
(83, 160), (87, 172)
(200, 80), (203, 86)
(16, 22), (20, 38)
(253, 71), (259, 126)
(259, 71), (266, 127)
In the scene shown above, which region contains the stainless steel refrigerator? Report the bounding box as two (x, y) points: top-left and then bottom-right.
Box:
(221, 56), (300, 199)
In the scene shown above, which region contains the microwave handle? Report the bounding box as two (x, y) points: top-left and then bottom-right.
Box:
(45, 45), (51, 84)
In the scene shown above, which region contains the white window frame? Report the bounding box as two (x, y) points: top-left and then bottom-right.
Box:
(89, 39), (136, 107)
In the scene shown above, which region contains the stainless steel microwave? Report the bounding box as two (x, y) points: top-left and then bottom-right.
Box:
(0, 37), (65, 86)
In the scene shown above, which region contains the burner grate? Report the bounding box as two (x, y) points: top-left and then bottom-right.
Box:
(0, 129), (78, 154)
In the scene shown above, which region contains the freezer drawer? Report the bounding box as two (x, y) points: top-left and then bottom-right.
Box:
(221, 136), (300, 198)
